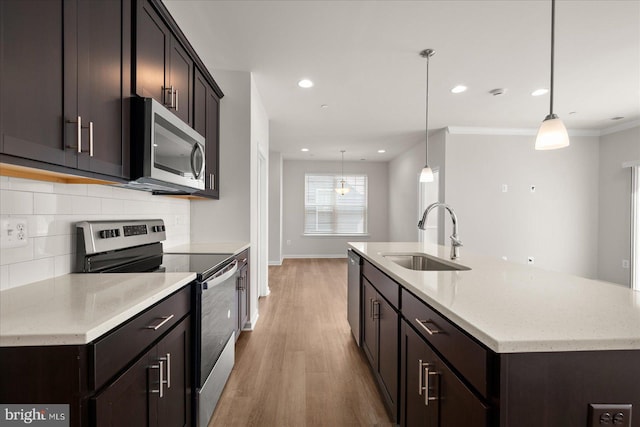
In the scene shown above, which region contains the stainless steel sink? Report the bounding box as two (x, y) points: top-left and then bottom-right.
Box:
(382, 253), (471, 271)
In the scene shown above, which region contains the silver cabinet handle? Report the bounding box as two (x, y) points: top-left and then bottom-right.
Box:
(88, 121), (94, 157)
(369, 298), (374, 319)
(424, 365), (439, 406)
(66, 116), (82, 153)
(164, 86), (175, 108)
(209, 173), (215, 190)
(146, 314), (174, 330)
(418, 359), (429, 395)
(372, 300), (380, 319)
(149, 361), (164, 398)
(415, 318), (442, 335)
(175, 89), (178, 111)
(159, 353), (171, 389)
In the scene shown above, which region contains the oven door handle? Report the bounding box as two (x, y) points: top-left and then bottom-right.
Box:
(202, 260), (238, 290)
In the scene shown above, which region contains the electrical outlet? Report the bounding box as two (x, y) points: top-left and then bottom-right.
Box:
(588, 404), (632, 427)
(1, 218), (29, 249)
(622, 259), (630, 269)
(530, 185), (536, 193)
(286, 240), (292, 246)
(527, 256), (534, 265)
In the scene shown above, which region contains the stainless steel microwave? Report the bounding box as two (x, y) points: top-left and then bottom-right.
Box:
(128, 97), (205, 194)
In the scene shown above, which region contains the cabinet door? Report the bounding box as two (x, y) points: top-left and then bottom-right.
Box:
(204, 86), (220, 198)
(93, 346), (157, 427)
(0, 0), (74, 168)
(157, 316), (191, 427)
(401, 320), (488, 427)
(401, 321), (437, 427)
(168, 38), (192, 125)
(76, 0), (130, 178)
(193, 69), (207, 137)
(361, 278), (378, 369)
(136, 0), (170, 105)
(378, 296), (398, 417)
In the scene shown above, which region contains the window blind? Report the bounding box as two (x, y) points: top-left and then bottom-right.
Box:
(304, 174), (368, 235)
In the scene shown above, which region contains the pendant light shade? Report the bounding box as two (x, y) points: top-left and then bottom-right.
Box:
(535, 114), (569, 150)
(535, 0), (570, 150)
(420, 49), (435, 182)
(335, 150), (350, 195)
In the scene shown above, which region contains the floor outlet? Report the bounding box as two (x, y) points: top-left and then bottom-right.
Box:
(1, 218), (29, 249)
(588, 404), (632, 427)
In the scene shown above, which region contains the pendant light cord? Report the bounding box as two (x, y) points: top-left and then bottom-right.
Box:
(549, 0), (556, 115)
(425, 53), (430, 165)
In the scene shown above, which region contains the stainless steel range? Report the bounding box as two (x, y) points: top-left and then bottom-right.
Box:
(76, 219), (243, 426)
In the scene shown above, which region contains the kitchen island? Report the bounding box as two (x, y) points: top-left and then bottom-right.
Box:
(349, 241), (640, 427)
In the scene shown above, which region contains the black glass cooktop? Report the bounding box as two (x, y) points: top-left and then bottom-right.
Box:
(159, 253), (234, 280)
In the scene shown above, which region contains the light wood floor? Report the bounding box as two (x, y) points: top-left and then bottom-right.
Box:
(209, 258), (393, 427)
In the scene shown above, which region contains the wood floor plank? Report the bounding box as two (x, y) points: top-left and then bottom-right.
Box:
(208, 258), (393, 427)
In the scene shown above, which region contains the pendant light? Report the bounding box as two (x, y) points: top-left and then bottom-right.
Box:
(535, 0), (570, 150)
(419, 49), (435, 182)
(335, 150), (350, 195)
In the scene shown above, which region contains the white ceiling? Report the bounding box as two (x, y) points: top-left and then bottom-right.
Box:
(163, 0), (640, 161)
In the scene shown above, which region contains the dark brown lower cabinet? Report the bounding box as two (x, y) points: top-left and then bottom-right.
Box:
(93, 315), (191, 427)
(361, 277), (398, 422)
(400, 320), (489, 427)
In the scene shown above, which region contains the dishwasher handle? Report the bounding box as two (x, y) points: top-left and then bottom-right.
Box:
(203, 260), (238, 290)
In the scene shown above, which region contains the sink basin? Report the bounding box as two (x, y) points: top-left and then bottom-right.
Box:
(382, 253), (471, 271)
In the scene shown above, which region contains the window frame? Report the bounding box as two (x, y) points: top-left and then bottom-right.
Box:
(303, 173), (369, 237)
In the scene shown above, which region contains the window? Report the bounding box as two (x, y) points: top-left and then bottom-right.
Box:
(304, 174), (368, 235)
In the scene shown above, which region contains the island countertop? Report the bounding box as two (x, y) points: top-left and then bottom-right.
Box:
(0, 272), (196, 347)
(348, 241), (640, 353)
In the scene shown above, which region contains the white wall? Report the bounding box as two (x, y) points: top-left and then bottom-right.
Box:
(191, 70), (251, 243)
(598, 125), (640, 286)
(444, 132), (600, 278)
(0, 177), (190, 290)
(190, 70), (268, 327)
(268, 151), (283, 265)
(388, 129), (447, 242)
(282, 159), (389, 257)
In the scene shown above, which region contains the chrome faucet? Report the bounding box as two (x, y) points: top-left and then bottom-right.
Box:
(418, 202), (463, 260)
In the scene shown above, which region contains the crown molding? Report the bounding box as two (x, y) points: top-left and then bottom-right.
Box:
(600, 119), (640, 136)
(445, 126), (600, 137)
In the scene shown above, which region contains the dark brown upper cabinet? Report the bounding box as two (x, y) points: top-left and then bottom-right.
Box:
(135, 0), (193, 126)
(193, 68), (220, 199)
(0, 0), (131, 180)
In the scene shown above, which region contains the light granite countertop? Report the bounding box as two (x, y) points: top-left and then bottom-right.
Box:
(0, 272), (196, 347)
(164, 241), (250, 255)
(348, 242), (640, 353)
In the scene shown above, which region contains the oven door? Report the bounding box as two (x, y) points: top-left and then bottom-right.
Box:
(196, 259), (239, 426)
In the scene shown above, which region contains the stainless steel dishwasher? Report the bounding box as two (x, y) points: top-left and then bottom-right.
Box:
(347, 249), (363, 346)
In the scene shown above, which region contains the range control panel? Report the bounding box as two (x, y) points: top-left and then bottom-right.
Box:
(76, 219), (166, 254)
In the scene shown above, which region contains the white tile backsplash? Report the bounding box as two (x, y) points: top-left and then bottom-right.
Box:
(0, 177), (191, 290)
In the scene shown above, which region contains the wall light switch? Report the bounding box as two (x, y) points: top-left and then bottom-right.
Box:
(1, 218), (28, 249)
(501, 184), (508, 193)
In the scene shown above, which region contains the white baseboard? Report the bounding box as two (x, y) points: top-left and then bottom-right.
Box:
(243, 310), (260, 331)
(282, 254), (347, 259)
(268, 260), (283, 266)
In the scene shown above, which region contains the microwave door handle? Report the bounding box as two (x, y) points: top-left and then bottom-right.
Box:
(202, 260), (238, 290)
(190, 143), (205, 179)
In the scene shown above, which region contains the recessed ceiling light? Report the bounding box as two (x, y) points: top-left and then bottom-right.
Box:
(297, 79), (314, 88)
(451, 85), (467, 94)
(320, 104), (328, 108)
(377, 149), (386, 153)
(489, 88), (507, 96)
(301, 148), (309, 152)
(611, 116), (625, 120)
(531, 88), (548, 96)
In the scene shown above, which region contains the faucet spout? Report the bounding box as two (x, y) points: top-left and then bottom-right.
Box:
(417, 202), (463, 260)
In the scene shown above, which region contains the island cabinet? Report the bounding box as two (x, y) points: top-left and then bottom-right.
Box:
(361, 260), (400, 423)
(135, 0), (193, 126)
(400, 289), (492, 427)
(0, 0), (131, 180)
(0, 286), (192, 427)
